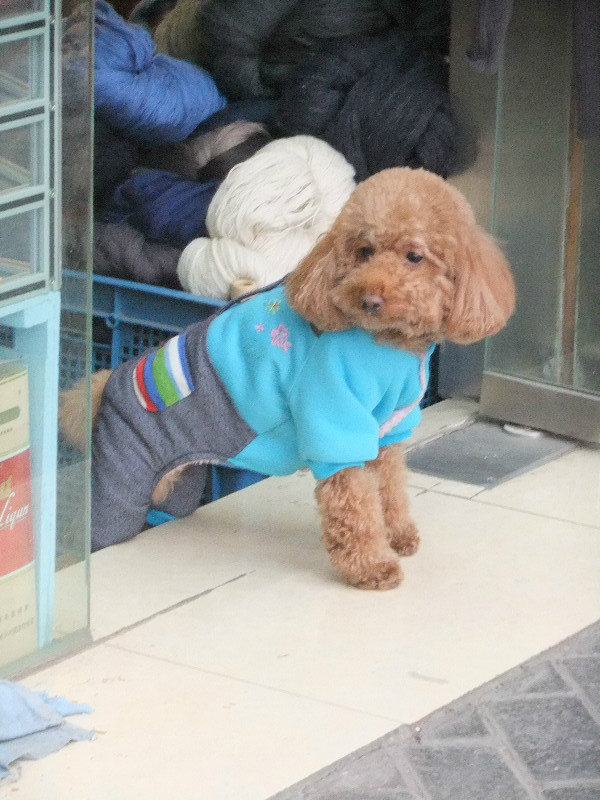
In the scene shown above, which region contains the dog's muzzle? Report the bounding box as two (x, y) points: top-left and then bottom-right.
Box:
(361, 293), (384, 314)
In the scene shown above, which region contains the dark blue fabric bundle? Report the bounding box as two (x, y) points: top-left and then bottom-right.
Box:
(93, 0), (226, 144)
(276, 30), (473, 181)
(103, 169), (218, 248)
(94, 117), (141, 208)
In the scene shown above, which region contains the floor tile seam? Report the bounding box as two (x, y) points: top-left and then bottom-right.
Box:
(384, 745), (432, 800)
(410, 487), (430, 497)
(540, 778), (600, 790)
(407, 482), (442, 493)
(417, 482), (600, 529)
(404, 411), (478, 450)
(103, 641), (406, 725)
(407, 734), (507, 748)
(14, 574), (257, 680)
(91, 571), (254, 647)
(419, 486), (489, 500)
(550, 659), (600, 726)
(489, 690), (577, 703)
(413, 477), (600, 523)
(558, 653), (600, 661)
(463, 495), (600, 530)
(477, 704), (546, 799)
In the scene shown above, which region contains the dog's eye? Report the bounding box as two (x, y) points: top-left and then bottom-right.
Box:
(406, 251), (423, 264)
(356, 245), (375, 261)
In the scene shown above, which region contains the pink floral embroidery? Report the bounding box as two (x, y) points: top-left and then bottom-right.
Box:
(255, 323), (265, 332)
(271, 323), (292, 353)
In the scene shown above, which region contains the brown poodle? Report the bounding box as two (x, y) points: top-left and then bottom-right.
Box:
(60, 167), (514, 590)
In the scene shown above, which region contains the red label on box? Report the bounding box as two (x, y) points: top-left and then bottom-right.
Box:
(0, 447), (34, 578)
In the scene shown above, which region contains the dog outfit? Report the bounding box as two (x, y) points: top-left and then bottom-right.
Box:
(92, 283), (434, 549)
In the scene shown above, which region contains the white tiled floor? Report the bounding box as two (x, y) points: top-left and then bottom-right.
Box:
(7, 401), (600, 800)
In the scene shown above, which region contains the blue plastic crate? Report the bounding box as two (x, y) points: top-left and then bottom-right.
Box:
(62, 270), (226, 365)
(60, 270), (267, 519)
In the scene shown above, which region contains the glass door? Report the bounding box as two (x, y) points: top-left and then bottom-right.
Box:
(461, 0), (600, 442)
(0, 0), (93, 675)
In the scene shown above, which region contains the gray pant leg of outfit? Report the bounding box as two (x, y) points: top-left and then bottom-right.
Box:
(91, 318), (256, 551)
(91, 371), (159, 550)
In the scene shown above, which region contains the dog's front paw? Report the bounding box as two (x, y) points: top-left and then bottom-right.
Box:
(388, 519), (420, 556)
(354, 557), (403, 590)
(327, 547), (403, 590)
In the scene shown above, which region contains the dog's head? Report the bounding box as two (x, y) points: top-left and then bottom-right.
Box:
(286, 167), (515, 352)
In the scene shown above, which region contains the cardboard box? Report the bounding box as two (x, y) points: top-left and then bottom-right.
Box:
(0, 360), (37, 668)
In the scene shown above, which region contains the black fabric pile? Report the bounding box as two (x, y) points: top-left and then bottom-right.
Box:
(192, 0), (474, 181)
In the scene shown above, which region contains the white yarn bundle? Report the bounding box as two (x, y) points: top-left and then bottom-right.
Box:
(177, 135), (356, 299)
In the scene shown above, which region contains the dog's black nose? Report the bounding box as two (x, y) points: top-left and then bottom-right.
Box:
(361, 293), (384, 314)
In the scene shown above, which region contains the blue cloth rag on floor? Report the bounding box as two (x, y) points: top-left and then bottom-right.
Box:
(0, 680), (93, 781)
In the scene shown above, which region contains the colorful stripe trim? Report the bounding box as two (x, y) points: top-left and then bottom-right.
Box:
(132, 333), (194, 412)
(133, 357), (158, 412)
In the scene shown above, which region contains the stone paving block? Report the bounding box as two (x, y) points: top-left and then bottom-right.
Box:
(405, 746), (530, 800)
(574, 627), (600, 656)
(272, 742), (413, 800)
(495, 661), (569, 696)
(559, 657), (600, 710)
(302, 791), (416, 800)
(489, 696), (600, 781)
(543, 787), (600, 800)
(419, 706), (489, 741)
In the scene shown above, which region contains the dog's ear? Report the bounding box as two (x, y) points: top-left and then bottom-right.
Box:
(286, 226), (349, 331)
(443, 226), (515, 344)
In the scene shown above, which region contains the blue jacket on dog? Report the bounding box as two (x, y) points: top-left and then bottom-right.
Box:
(92, 283), (433, 549)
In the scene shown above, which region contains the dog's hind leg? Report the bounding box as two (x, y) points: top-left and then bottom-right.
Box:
(59, 369), (112, 451)
(315, 466), (402, 590)
(368, 443), (420, 556)
(151, 462), (208, 514)
(152, 464), (190, 505)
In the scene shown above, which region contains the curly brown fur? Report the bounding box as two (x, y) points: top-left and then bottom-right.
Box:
(59, 369), (111, 452)
(62, 167), (515, 590)
(286, 167), (515, 353)
(316, 465), (402, 590)
(368, 442), (419, 557)
(287, 167), (515, 589)
(316, 443), (418, 591)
